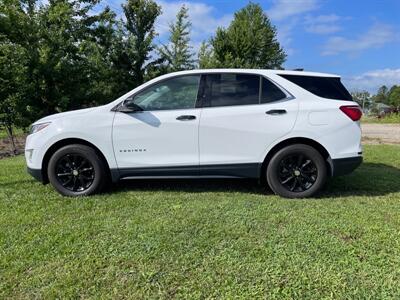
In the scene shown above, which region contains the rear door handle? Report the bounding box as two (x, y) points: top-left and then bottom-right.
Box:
(176, 115), (196, 121)
(266, 109), (287, 115)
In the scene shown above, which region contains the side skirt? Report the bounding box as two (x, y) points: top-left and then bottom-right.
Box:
(112, 163), (261, 181)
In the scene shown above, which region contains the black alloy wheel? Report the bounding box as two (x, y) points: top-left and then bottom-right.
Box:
(55, 154), (95, 192)
(48, 144), (107, 196)
(266, 144), (327, 198)
(278, 154), (318, 192)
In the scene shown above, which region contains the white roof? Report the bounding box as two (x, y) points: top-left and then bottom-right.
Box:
(162, 68), (340, 78)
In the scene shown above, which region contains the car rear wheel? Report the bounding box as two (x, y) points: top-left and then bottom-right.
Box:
(47, 144), (107, 196)
(266, 144), (327, 198)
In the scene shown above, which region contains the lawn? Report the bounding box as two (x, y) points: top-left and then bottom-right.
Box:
(1, 145), (400, 299)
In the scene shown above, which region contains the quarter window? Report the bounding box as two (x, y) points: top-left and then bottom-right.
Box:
(125, 75), (200, 111)
(203, 74), (260, 107)
(261, 77), (287, 103)
(279, 74), (352, 101)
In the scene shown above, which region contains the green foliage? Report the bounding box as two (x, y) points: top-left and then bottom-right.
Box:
(121, 0), (161, 87)
(373, 85), (389, 104)
(1, 145), (400, 298)
(158, 5), (195, 72)
(368, 84), (400, 116)
(199, 3), (286, 69)
(388, 85), (400, 108)
(0, 0), (163, 131)
(0, 35), (28, 152)
(198, 41), (217, 68)
(0, 37), (28, 127)
(0, 0), (165, 147)
(0, 0), (120, 128)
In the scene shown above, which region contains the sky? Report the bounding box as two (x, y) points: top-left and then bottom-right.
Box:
(102, 0), (400, 93)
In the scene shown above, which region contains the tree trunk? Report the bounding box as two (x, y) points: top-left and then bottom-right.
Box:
(6, 125), (18, 155)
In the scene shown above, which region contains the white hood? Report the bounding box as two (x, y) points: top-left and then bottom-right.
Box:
(33, 107), (100, 124)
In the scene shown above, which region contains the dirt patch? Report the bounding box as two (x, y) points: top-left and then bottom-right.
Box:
(361, 123), (400, 145)
(0, 134), (26, 159)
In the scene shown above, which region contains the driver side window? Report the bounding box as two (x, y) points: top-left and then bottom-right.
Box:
(125, 75), (200, 111)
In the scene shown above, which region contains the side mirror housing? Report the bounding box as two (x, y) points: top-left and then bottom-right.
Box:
(118, 102), (143, 113)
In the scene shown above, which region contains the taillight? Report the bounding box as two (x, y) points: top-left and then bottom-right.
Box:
(340, 105), (362, 121)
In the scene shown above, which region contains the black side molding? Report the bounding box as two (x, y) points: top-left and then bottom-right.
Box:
(200, 163), (260, 178)
(114, 163), (261, 180)
(330, 156), (362, 177)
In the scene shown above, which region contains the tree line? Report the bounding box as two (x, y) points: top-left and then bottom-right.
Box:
(352, 85), (400, 115)
(0, 0), (285, 143)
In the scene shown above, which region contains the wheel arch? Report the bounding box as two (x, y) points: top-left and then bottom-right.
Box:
(260, 137), (332, 179)
(41, 138), (114, 184)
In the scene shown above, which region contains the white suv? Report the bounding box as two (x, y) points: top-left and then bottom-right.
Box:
(25, 69), (362, 198)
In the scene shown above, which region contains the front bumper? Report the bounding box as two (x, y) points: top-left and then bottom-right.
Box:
(27, 167), (44, 183)
(330, 156), (363, 177)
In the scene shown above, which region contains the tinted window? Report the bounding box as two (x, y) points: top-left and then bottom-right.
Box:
(279, 74), (352, 101)
(261, 77), (287, 103)
(203, 74), (260, 107)
(126, 75), (200, 111)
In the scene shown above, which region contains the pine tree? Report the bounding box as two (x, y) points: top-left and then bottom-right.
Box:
(158, 5), (194, 72)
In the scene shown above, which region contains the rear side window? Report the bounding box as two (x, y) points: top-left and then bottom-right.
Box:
(261, 77), (287, 103)
(203, 74), (260, 107)
(279, 74), (352, 101)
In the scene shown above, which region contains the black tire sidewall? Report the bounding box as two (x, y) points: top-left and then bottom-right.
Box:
(266, 144), (327, 198)
(47, 144), (106, 196)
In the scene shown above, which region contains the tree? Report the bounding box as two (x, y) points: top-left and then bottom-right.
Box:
(374, 85), (389, 104)
(199, 3), (286, 69)
(158, 5), (194, 72)
(121, 0), (161, 87)
(0, 38), (28, 154)
(198, 41), (217, 69)
(388, 85), (400, 109)
(0, 0), (118, 127)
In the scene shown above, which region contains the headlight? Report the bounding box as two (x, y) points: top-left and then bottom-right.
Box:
(30, 122), (51, 134)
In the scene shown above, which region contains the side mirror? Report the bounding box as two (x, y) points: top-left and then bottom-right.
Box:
(118, 102), (143, 113)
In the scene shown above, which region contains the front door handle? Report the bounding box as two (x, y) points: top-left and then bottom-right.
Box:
(176, 115), (196, 121)
(266, 109), (287, 115)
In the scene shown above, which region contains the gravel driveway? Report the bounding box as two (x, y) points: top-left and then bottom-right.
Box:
(362, 123), (400, 144)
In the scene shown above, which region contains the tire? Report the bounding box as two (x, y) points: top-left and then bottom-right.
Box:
(47, 144), (108, 196)
(266, 144), (327, 198)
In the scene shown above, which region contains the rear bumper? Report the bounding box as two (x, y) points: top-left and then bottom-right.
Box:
(27, 167), (44, 183)
(330, 156), (363, 177)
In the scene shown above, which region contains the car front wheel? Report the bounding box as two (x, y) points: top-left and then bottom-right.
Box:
(47, 144), (107, 196)
(266, 144), (327, 198)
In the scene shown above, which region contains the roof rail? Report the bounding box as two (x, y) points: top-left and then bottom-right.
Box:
(292, 68), (304, 71)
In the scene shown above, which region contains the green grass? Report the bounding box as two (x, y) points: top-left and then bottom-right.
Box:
(1, 145), (400, 299)
(362, 113), (400, 124)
